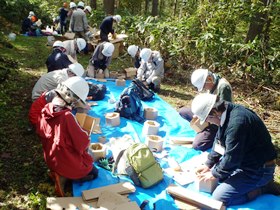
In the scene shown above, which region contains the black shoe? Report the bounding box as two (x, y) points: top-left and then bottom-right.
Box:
(261, 180), (280, 195)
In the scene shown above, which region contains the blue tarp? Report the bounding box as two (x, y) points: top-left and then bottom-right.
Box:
(73, 79), (280, 210)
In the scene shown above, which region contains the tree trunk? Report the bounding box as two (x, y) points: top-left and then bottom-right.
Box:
(159, 0), (165, 15)
(145, 0), (149, 13)
(173, 0), (178, 17)
(151, 0), (159, 16)
(103, 0), (115, 15)
(245, 0), (270, 42)
(90, 0), (97, 10)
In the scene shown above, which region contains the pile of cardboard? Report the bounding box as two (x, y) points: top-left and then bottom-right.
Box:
(47, 182), (139, 210)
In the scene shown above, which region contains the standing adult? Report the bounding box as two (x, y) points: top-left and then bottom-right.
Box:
(99, 15), (121, 42)
(192, 93), (279, 206)
(30, 77), (98, 197)
(31, 63), (85, 101)
(46, 41), (73, 72)
(59, 2), (68, 34)
(127, 45), (142, 68)
(87, 42), (114, 78)
(178, 69), (233, 151)
(63, 38), (86, 61)
(137, 48), (164, 92)
(70, 1), (89, 40)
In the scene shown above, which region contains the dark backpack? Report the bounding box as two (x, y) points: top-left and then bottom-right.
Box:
(132, 79), (154, 101)
(115, 84), (144, 123)
(88, 84), (107, 101)
(113, 143), (163, 188)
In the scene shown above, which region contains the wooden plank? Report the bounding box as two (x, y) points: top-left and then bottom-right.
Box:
(167, 185), (225, 210)
(97, 191), (129, 207)
(82, 182), (136, 201)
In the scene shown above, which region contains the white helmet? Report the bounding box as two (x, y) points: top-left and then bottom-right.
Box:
(113, 15), (121, 23)
(76, 38), (86, 51)
(191, 69), (209, 91)
(29, 11), (35, 16)
(56, 76), (89, 104)
(68, 63), (85, 77)
(70, 2), (76, 8)
(140, 48), (152, 62)
(85, 6), (92, 13)
(191, 93), (217, 124)
(127, 45), (138, 57)
(102, 42), (115, 57)
(53, 40), (65, 48)
(77, 1), (85, 8)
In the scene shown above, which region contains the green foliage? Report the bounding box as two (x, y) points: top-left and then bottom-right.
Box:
(120, 1), (280, 85)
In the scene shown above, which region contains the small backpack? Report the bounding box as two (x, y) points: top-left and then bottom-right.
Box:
(88, 83), (107, 101)
(132, 79), (154, 101)
(113, 143), (163, 188)
(115, 84), (144, 123)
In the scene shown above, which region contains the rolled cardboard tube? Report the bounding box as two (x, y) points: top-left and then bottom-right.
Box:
(144, 107), (158, 120)
(105, 112), (120, 126)
(146, 135), (164, 152)
(142, 120), (160, 135)
(89, 143), (106, 161)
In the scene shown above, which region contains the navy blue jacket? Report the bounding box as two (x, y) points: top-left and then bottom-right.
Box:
(206, 102), (277, 181)
(99, 16), (114, 35)
(46, 49), (72, 72)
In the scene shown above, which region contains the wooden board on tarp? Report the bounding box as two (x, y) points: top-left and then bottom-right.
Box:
(82, 182), (136, 201)
(46, 197), (97, 210)
(167, 185), (225, 210)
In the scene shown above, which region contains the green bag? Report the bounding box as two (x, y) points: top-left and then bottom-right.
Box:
(114, 143), (163, 188)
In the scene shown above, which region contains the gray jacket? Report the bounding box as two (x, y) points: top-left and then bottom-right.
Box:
(70, 8), (88, 32)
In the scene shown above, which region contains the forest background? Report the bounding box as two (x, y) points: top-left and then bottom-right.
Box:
(0, 0), (279, 209)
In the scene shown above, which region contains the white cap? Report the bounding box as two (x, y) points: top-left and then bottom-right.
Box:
(127, 45), (138, 57)
(77, 1), (85, 8)
(191, 93), (217, 124)
(29, 11), (35, 16)
(113, 15), (121, 23)
(76, 38), (86, 51)
(58, 76), (89, 104)
(53, 40), (65, 48)
(102, 42), (115, 57)
(68, 63), (84, 77)
(191, 69), (209, 91)
(70, 2), (76, 8)
(140, 48), (152, 62)
(85, 6), (92, 13)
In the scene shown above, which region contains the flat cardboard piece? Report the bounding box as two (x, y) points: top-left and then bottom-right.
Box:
(113, 202), (140, 210)
(167, 185), (224, 210)
(46, 197), (97, 210)
(82, 182), (136, 201)
(97, 191), (129, 207)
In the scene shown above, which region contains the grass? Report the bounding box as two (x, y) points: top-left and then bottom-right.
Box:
(0, 34), (279, 209)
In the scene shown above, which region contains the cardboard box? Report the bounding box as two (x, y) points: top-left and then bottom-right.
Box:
(190, 118), (209, 133)
(195, 178), (218, 193)
(124, 68), (137, 78)
(76, 113), (101, 134)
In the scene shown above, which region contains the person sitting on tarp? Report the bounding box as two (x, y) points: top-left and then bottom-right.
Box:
(29, 77), (98, 197)
(46, 41), (73, 72)
(192, 93), (279, 207)
(58, 2), (68, 34)
(87, 42), (114, 78)
(178, 69), (233, 151)
(99, 15), (121, 42)
(127, 45), (142, 68)
(63, 38), (86, 62)
(137, 48), (164, 93)
(21, 11), (37, 34)
(31, 63), (85, 101)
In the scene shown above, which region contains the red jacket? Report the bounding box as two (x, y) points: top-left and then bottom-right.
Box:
(33, 101), (93, 179)
(29, 92), (48, 126)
